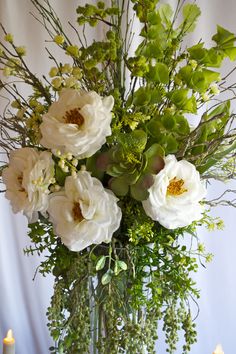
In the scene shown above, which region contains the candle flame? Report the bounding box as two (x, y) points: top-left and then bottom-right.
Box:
(213, 344), (224, 354)
(6, 329), (13, 339)
(3, 329), (15, 345)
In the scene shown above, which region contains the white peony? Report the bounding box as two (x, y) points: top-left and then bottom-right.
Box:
(48, 171), (122, 252)
(2, 147), (55, 222)
(40, 88), (114, 158)
(142, 155), (206, 229)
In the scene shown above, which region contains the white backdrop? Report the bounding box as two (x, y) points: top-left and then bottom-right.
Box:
(0, 0), (235, 353)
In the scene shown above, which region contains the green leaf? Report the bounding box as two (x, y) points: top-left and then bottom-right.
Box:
(212, 25), (236, 60)
(106, 164), (124, 177)
(114, 260), (127, 275)
(178, 65), (193, 84)
(191, 71), (207, 92)
(96, 256), (106, 271)
(169, 90), (196, 113)
(147, 118), (163, 139)
(140, 23), (167, 50)
(141, 40), (164, 59)
(147, 11), (161, 25)
(114, 261), (120, 275)
(145, 143), (165, 159)
(184, 96), (197, 113)
(169, 89), (188, 107)
(205, 100), (230, 122)
(133, 87), (151, 106)
(150, 88), (162, 103)
(130, 182), (149, 201)
(144, 144), (165, 174)
(188, 44), (224, 67)
(182, 4), (201, 33)
(122, 170), (141, 185)
(212, 25), (235, 47)
(203, 101), (230, 139)
(188, 43), (207, 62)
(192, 101), (230, 156)
(165, 135), (179, 154)
(146, 24), (164, 40)
(117, 260), (127, 271)
(161, 114), (176, 130)
(147, 62), (169, 84)
(224, 47), (236, 61)
(86, 153), (104, 179)
(55, 165), (67, 186)
(205, 48), (224, 67)
(191, 126), (208, 155)
(101, 269), (113, 285)
(174, 115), (190, 135)
(202, 69), (221, 84)
(109, 177), (129, 196)
(198, 140), (236, 173)
(158, 4), (173, 27)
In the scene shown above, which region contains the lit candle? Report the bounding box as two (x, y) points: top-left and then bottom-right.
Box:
(2, 329), (15, 354)
(213, 344), (224, 354)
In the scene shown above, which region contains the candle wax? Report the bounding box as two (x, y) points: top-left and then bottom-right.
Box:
(2, 330), (15, 354)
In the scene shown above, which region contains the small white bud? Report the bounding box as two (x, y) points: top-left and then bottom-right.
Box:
(63, 166), (69, 173)
(66, 152), (73, 160)
(72, 158), (78, 167)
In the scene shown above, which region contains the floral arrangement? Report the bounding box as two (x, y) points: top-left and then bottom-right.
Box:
(0, 0), (235, 353)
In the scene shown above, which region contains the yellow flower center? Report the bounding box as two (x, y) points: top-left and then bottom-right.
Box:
(72, 202), (84, 222)
(64, 108), (84, 126)
(167, 177), (187, 196)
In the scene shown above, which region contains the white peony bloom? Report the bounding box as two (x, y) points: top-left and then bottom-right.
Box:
(48, 171), (122, 252)
(142, 155), (206, 229)
(2, 147), (55, 222)
(40, 88), (114, 158)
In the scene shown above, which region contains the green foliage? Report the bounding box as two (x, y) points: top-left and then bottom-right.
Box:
(26, 214), (208, 353)
(146, 62), (169, 84)
(181, 4), (201, 33)
(212, 25), (236, 60)
(77, 3), (119, 27)
(158, 4), (173, 27)
(189, 101), (231, 160)
(95, 255), (106, 271)
(132, 0), (159, 23)
(188, 43), (224, 67)
(101, 269), (113, 285)
(168, 89), (197, 113)
(198, 139), (236, 174)
(147, 113), (190, 155)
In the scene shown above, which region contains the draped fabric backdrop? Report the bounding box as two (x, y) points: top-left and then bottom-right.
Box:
(0, 0), (235, 353)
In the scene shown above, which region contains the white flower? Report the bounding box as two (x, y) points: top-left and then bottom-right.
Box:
(40, 88), (114, 159)
(142, 155), (206, 229)
(48, 171), (122, 251)
(2, 147), (54, 222)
